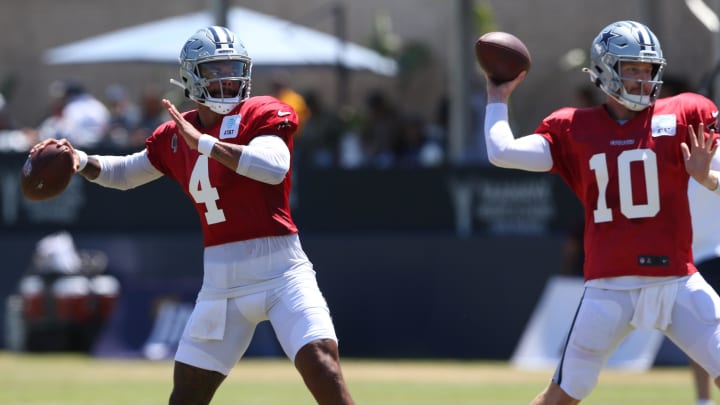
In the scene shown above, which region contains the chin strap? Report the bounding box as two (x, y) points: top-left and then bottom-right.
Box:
(582, 67), (602, 88)
(169, 78), (191, 98)
(169, 78), (185, 90)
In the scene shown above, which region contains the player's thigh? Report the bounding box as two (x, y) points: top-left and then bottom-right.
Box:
(555, 287), (634, 400)
(667, 273), (720, 378)
(568, 287), (634, 354)
(268, 270), (337, 362)
(175, 294), (264, 375)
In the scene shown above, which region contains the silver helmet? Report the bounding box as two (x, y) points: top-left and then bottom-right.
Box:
(175, 26), (252, 114)
(585, 21), (666, 111)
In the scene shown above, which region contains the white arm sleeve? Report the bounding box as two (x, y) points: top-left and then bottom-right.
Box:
(484, 103), (553, 172)
(236, 135), (290, 185)
(91, 150), (163, 190)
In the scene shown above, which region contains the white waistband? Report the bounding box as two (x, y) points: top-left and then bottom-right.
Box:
(199, 234), (313, 299)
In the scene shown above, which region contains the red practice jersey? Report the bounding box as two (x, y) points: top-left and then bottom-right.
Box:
(146, 96), (299, 247)
(536, 92), (719, 281)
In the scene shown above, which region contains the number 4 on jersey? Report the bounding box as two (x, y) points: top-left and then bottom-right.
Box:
(189, 156), (226, 225)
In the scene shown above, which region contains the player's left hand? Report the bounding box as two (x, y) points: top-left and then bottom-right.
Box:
(682, 123), (719, 190)
(163, 99), (202, 150)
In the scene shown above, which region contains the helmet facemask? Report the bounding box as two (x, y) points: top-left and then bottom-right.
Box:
(188, 59), (251, 114)
(584, 21), (667, 111)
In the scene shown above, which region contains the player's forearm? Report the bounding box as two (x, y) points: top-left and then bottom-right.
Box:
(206, 135), (290, 185)
(75, 150), (162, 190)
(207, 141), (243, 172)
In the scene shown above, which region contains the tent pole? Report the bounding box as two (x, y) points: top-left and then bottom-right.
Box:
(448, 0), (472, 164)
(212, 0), (228, 27)
(333, 3), (350, 106)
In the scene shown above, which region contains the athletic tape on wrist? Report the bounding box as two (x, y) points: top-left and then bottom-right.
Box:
(198, 134), (218, 156)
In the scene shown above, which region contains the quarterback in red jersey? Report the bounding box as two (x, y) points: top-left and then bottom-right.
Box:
(483, 21), (720, 404)
(33, 26), (354, 405)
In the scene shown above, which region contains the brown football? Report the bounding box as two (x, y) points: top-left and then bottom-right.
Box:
(20, 143), (74, 201)
(474, 31), (531, 83)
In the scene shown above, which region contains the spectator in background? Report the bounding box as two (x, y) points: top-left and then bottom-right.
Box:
(426, 95), (449, 157)
(660, 74), (692, 98)
(0, 93), (16, 130)
(0, 92), (37, 151)
(295, 90), (345, 167)
(558, 218), (585, 277)
(435, 95), (449, 135)
(573, 85), (598, 108)
(37, 80), (110, 149)
(359, 89), (401, 167)
(392, 114), (443, 167)
(35, 84), (67, 145)
(105, 84), (141, 149)
(129, 85), (169, 148)
(272, 74), (310, 136)
(469, 84), (490, 165)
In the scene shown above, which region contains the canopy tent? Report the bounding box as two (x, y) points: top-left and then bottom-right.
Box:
(43, 7), (397, 77)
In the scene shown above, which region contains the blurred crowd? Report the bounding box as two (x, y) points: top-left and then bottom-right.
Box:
(295, 88), (447, 169)
(0, 79), (169, 153)
(0, 78), (460, 169)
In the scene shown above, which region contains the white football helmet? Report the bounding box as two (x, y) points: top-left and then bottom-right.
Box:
(174, 26), (252, 114)
(584, 21), (666, 111)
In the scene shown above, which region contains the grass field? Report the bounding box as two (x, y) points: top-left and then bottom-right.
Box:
(0, 352), (699, 404)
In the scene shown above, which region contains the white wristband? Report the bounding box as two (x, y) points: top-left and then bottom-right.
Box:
(76, 150), (88, 171)
(198, 134), (218, 156)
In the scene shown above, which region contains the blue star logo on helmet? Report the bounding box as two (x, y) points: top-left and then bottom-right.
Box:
(599, 31), (620, 50)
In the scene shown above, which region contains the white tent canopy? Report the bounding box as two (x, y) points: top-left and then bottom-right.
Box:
(44, 7), (397, 77)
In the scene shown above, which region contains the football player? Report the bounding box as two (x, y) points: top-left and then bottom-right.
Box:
(33, 26), (355, 405)
(482, 20), (720, 404)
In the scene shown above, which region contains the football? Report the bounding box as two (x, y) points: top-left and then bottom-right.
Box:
(20, 143), (75, 201)
(474, 31), (531, 83)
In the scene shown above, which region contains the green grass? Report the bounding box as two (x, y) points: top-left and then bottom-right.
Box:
(0, 352), (699, 404)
